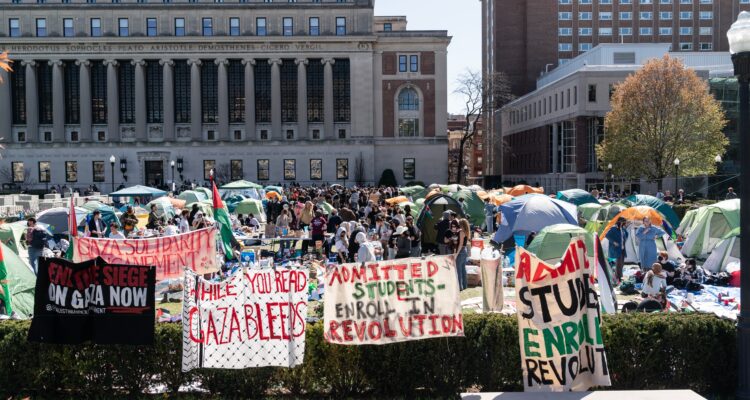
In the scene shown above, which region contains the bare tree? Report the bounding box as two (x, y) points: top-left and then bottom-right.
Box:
(213, 163), (231, 185)
(354, 152), (365, 186)
(454, 70), (514, 184)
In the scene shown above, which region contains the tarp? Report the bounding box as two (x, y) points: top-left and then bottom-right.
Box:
(492, 194), (578, 244)
(0, 241), (35, 318)
(505, 185), (544, 197)
(526, 224), (594, 264)
(417, 194), (464, 250)
(449, 190), (485, 227)
(680, 199), (740, 259)
(110, 185), (167, 197)
(220, 180), (263, 190)
(177, 190), (208, 204)
(556, 189), (599, 206)
(620, 195), (680, 229)
(703, 228), (740, 273)
(36, 207), (89, 235)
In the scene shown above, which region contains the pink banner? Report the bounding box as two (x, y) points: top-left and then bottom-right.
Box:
(73, 228), (219, 280)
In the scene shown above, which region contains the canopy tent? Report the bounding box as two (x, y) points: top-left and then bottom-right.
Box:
(416, 194), (465, 251)
(449, 190), (485, 227)
(505, 185), (544, 197)
(527, 224), (595, 265)
(36, 207), (89, 235)
(220, 180), (263, 190)
(556, 189), (599, 206)
(578, 203), (603, 222)
(680, 199), (740, 259)
(492, 194), (578, 244)
(620, 194), (680, 229)
(177, 190), (208, 204)
(703, 228), (740, 273)
(599, 206), (666, 239)
(110, 185), (167, 198)
(0, 241), (35, 319)
(185, 201), (213, 218)
(146, 197), (177, 220)
(233, 199), (267, 223)
(385, 196), (410, 206)
(0, 221), (28, 256)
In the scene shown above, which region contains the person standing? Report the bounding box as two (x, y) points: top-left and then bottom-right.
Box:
(119, 206), (138, 237)
(483, 198), (496, 235)
(435, 211), (451, 255)
(405, 216), (421, 257)
(635, 217), (666, 270)
(26, 218), (49, 274)
(726, 187), (738, 200)
(179, 210), (190, 233)
(453, 219), (470, 291)
(394, 226), (412, 259)
(87, 210), (106, 238)
(355, 232), (376, 263)
(605, 217), (628, 282)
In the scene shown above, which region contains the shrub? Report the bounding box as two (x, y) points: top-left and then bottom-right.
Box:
(0, 313), (737, 398)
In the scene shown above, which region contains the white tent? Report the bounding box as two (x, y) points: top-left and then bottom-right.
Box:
(603, 221), (683, 265)
(703, 229), (740, 273)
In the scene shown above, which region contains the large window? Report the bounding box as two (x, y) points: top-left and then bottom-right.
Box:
(146, 18), (157, 36)
(90, 18), (101, 36)
(561, 121), (576, 173)
(91, 62), (107, 124)
(118, 18), (129, 36)
(335, 17), (346, 35)
(281, 60), (297, 123)
(397, 87), (420, 137)
(398, 55), (407, 72)
(119, 62), (135, 124)
(284, 159), (296, 180)
(256, 17), (266, 36)
(255, 60), (271, 123)
(146, 60), (163, 123)
(309, 17), (319, 36)
(228, 60), (245, 123)
(336, 159), (348, 180)
(398, 87), (419, 111)
(37, 62), (53, 124)
(201, 61), (218, 123)
(203, 160), (215, 180)
(10, 68), (25, 124)
(63, 18), (74, 37)
(332, 59), (350, 122)
(11, 162), (24, 183)
(174, 18), (185, 36)
(310, 159), (322, 180)
(36, 18), (46, 37)
(283, 17), (293, 36)
(92, 161), (105, 182)
(307, 59), (323, 123)
(231, 160), (243, 180)
(202, 17), (212, 36)
(38, 161), (50, 183)
(229, 17), (240, 36)
(403, 158), (415, 180)
(174, 60), (190, 123)
(257, 159), (269, 180)
(65, 161), (78, 182)
(9, 18), (20, 37)
(398, 118), (419, 137)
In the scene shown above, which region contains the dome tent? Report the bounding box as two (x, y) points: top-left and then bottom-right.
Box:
(492, 194), (578, 245)
(416, 194), (465, 252)
(620, 194), (680, 230)
(556, 189), (599, 206)
(703, 228), (740, 273)
(527, 224), (595, 265)
(679, 199), (740, 259)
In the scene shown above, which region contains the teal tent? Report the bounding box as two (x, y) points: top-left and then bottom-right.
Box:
(223, 195), (247, 213)
(0, 241), (35, 318)
(527, 224), (594, 264)
(557, 189), (599, 206)
(110, 185), (167, 198)
(177, 190), (208, 204)
(620, 195), (680, 229)
(221, 180), (263, 190)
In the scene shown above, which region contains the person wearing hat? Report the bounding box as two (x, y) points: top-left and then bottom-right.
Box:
(606, 217), (628, 282)
(394, 225), (412, 259)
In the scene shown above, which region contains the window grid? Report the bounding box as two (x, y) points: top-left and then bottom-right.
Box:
(146, 60), (163, 123)
(228, 60), (245, 123)
(307, 59), (323, 123)
(254, 60), (271, 123)
(91, 62), (107, 124)
(281, 59), (297, 123)
(174, 60), (191, 123)
(64, 60), (80, 124)
(332, 59), (350, 122)
(10, 68), (25, 124)
(37, 62), (53, 124)
(118, 62), (135, 124)
(201, 61), (218, 123)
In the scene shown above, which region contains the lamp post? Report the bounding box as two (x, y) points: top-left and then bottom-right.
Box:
(170, 160), (176, 193)
(176, 158), (184, 182)
(715, 155), (723, 200)
(463, 165), (469, 185)
(728, 12), (750, 399)
(119, 158), (128, 182)
(109, 155), (116, 193)
(673, 158), (680, 196)
(607, 163), (613, 196)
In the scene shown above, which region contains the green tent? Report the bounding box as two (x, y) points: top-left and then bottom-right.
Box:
(584, 203), (628, 234)
(193, 187), (212, 200)
(177, 190), (208, 204)
(449, 190), (484, 227)
(185, 201), (214, 218)
(223, 195), (246, 213)
(579, 203), (603, 222)
(317, 201), (334, 215)
(398, 201), (421, 219)
(527, 224), (594, 264)
(82, 200), (107, 212)
(400, 185), (428, 200)
(0, 241), (35, 318)
(620, 195), (680, 229)
(680, 199), (740, 259)
(0, 221), (28, 256)
(702, 227), (740, 273)
(556, 189), (599, 206)
(417, 194), (465, 251)
(221, 180), (263, 190)
(234, 199), (266, 222)
(110, 185), (167, 197)
(146, 197), (177, 220)
(676, 208), (699, 237)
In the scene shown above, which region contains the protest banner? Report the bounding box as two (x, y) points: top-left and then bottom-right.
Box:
(73, 228), (219, 280)
(323, 255), (463, 345)
(28, 257), (155, 345)
(182, 268), (308, 371)
(480, 252), (504, 313)
(515, 238), (611, 392)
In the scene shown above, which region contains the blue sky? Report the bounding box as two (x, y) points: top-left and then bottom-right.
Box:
(374, 0), (481, 115)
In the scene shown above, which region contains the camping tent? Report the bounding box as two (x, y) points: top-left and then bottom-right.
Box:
(599, 206), (666, 238)
(81, 200), (107, 212)
(146, 197), (177, 220)
(223, 194), (246, 213)
(0, 241), (35, 318)
(193, 187), (212, 199)
(385, 196), (409, 206)
(398, 201), (421, 219)
(620, 195), (680, 229)
(110, 185), (167, 198)
(579, 203), (603, 222)
(527, 224), (594, 264)
(221, 180), (263, 190)
(264, 186), (283, 194)
(492, 194), (578, 244)
(82, 203), (121, 235)
(449, 190), (485, 227)
(185, 201), (213, 218)
(36, 207), (89, 235)
(680, 199), (740, 259)
(556, 189), (599, 206)
(0, 221), (28, 256)
(600, 206), (683, 265)
(505, 185), (544, 197)
(400, 185), (428, 200)
(703, 228), (740, 273)
(234, 199), (267, 223)
(676, 208), (699, 237)
(417, 194), (465, 252)
(177, 190), (208, 204)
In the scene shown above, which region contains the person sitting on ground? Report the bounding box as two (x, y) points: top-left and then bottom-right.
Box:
(163, 219), (179, 236)
(641, 263), (667, 301)
(246, 213), (260, 230)
(657, 251), (679, 285)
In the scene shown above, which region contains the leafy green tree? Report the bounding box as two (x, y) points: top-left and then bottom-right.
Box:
(598, 56), (728, 189)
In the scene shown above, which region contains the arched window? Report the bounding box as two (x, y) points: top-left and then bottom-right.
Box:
(397, 87), (420, 137)
(398, 87), (419, 111)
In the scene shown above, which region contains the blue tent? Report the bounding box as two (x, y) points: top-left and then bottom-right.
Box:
(110, 185), (167, 198)
(493, 194), (578, 244)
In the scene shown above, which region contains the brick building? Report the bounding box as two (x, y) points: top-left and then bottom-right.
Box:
(446, 114), (483, 184)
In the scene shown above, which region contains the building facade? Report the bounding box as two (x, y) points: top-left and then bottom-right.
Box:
(0, 0), (450, 192)
(498, 44), (732, 194)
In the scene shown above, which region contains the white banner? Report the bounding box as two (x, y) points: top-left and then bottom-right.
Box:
(515, 238), (611, 392)
(182, 268), (307, 371)
(323, 255), (463, 345)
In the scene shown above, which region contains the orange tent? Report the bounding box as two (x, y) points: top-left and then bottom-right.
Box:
(167, 197), (186, 209)
(265, 191), (282, 200)
(600, 206), (665, 239)
(491, 194), (514, 206)
(385, 196), (409, 205)
(425, 188), (442, 200)
(506, 185), (545, 197)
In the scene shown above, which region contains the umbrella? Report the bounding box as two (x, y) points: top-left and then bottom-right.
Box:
(556, 189), (599, 206)
(177, 190), (208, 204)
(110, 185), (167, 197)
(492, 194), (578, 244)
(505, 185), (544, 197)
(221, 180), (263, 190)
(36, 207), (89, 235)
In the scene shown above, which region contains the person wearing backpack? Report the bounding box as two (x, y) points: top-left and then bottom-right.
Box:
(26, 217), (49, 274)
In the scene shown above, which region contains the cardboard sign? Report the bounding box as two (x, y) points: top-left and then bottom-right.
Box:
(515, 238), (611, 392)
(73, 228), (219, 280)
(182, 268), (307, 371)
(323, 255), (463, 345)
(28, 257), (155, 345)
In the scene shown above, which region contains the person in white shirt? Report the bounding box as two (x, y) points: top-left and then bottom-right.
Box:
(178, 210), (190, 233)
(335, 226), (349, 263)
(163, 220), (179, 236)
(108, 223), (126, 240)
(356, 232), (376, 263)
(247, 213), (260, 230)
(641, 263), (667, 298)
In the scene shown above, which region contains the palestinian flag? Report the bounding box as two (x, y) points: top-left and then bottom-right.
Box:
(212, 181), (235, 260)
(65, 197), (76, 260)
(0, 243), (11, 315)
(594, 235), (617, 314)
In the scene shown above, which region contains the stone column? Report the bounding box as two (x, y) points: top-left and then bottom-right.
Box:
(322, 58), (335, 139)
(242, 58), (256, 140)
(160, 59), (175, 141)
(216, 58), (229, 141)
(49, 60), (65, 143)
(295, 58), (308, 139)
(22, 60), (38, 142)
(0, 68), (11, 142)
(103, 59), (119, 142)
(269, 59), (282, 140)
(132, 59), (147, 141)
(76, 60), (92, 142)
(188, 59), (202, 141)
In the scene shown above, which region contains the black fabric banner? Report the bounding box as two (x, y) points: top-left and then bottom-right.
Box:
(28, 257), (156, 345)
